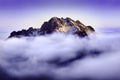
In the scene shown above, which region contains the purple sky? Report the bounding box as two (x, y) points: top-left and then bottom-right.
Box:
(0, 0), (120, 33)
(0, 0), (120, 9)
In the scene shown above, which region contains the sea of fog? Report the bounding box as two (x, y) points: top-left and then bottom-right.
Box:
(0, 28), (120, 80)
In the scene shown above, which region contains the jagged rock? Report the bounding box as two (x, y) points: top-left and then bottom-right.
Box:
(8, 27), (41, 38)
(9, 17), (95, 38)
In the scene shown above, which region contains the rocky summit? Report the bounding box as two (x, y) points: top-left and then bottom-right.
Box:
(9, 17), (95, 38)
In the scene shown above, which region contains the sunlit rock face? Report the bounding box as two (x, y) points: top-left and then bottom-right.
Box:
(9, 17), (95, 38)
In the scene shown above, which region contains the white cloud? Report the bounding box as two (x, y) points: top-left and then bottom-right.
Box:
(0, 32), (120, 79)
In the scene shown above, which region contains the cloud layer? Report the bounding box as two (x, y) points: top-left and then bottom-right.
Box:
(0, 32), (120, 80)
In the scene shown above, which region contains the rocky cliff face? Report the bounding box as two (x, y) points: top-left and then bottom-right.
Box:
(9, 17), (95, 38)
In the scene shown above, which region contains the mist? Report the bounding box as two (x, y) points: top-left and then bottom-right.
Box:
(0, 30), (120, 80)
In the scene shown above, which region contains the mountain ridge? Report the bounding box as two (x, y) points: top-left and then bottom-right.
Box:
(9, 17), (95, 38)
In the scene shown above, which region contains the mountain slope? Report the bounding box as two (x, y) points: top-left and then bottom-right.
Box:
(9, 17), (95, 38)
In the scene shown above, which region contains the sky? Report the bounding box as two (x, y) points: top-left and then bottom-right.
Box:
(0, 1), (120, 79)
(0, 0), (120, 33)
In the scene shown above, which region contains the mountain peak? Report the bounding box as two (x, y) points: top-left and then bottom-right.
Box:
(40, 17), (94, 35)
(9, 17), (95, 38)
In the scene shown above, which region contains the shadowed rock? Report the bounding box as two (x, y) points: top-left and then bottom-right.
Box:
(9, 17), (95, 38)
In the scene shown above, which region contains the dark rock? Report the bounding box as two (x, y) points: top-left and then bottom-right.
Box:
(9, 27), (40, 38)
(86, 26), (95, 31)
(9, 17), (95, 38)
(75, 31), (88, 37)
